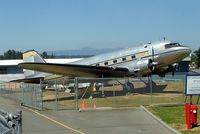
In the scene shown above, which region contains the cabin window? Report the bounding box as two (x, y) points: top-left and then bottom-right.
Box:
(165, 43), (180, 49)
(0, 68), (7, 74)
(104, 62), (108, 65)
(131, 55), (136, 59)
(113, 59), (117, 64)
(96, 64), (99, 66)
(122, 57), (126, 61)
(144, 44), (148, 48)
(135, 51), (149, 58)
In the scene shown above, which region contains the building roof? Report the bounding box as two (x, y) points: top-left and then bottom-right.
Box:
(182, 56), (191, 61)
(0, 58), (83, 66)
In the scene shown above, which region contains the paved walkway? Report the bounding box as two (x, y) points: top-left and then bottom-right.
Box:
(0, 97), (73, 134)
(0, 97), (175, 134)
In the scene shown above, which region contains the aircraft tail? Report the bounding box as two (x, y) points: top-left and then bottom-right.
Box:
(23, 50), (46, 63)
(23, 50), (46, 78)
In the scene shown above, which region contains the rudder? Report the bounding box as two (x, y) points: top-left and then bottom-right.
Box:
(22, 50), (46, 78)
(23, 50), (46, 63)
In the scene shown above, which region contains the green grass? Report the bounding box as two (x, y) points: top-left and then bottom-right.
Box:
(149, 106), (200, 134)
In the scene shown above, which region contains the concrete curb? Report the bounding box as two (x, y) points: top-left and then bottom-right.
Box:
(79, 107), (113, 112)
(140, 105), (182, 134)
(78, 107), (138, 112)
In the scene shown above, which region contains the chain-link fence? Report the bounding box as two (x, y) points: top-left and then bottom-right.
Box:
(41, 78), (77, 110)
(74, 76), (185, 109)
(0, 73), (186, 111)
(41, 74), (185, 110)
(0, 81), (42, 110)
(21, 84), (43, 110)
(0, 82), (22, 102)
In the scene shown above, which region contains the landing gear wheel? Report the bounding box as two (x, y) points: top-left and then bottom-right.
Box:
(123, 82), (134, 94)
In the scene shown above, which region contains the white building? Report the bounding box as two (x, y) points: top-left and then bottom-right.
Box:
(0, 58), (82, 82)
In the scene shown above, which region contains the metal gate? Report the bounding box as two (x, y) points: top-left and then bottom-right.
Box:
(41, 78), (77, 110)
(0, 81), (43, 110)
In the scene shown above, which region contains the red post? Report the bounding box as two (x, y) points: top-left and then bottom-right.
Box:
(185, 103), (192, 129)
(191, 104), (198, 127)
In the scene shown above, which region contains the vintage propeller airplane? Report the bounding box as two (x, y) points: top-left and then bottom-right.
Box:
(17, 40), (191, 94)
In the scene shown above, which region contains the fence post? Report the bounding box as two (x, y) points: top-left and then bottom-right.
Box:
(16, 110), (22, 134)
(0, 81), (2, 96)
(55, 79), (58, 110)
(112, 83), (116, 107)
(75, 78), (78, 110)
(148, 76), (153, 104)
(101, 78), (105, 98)
(31, 84), (33, 107)
(34, 84), (37, 109)
(40, 79), (43, 110)
(22, 83), (24, 105)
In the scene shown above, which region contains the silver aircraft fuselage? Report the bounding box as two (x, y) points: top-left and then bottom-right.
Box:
(18, 40), (191, 81)
(72, 41), (191, 76)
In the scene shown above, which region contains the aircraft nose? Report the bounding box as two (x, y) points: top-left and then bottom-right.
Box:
(184, 46), (191, 55)
(180, 46), (191, 58)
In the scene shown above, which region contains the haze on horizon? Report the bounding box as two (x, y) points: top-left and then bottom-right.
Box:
(0, 0), (199, 54)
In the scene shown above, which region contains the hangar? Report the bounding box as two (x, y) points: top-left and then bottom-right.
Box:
(176, 56), (191, 72)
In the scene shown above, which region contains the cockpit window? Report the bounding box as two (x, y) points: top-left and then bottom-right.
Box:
(165, 43), (180, 49)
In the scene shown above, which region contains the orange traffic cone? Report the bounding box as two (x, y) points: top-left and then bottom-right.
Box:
(81, 99), (86, 110)
(93, 101), (97, 109)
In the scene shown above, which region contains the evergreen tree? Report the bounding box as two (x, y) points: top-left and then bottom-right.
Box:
(194, 48), (200, 68)
(2, 50), (22, 59)
(41, 51), (49, 58)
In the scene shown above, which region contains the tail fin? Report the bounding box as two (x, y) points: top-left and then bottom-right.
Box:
(23, 50), (46, 78)
(23, 50), (46, 63)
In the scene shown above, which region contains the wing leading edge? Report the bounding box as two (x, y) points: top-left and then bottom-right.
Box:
(18, 63), (129, 78)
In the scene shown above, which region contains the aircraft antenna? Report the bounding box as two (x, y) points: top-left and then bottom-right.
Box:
(151, 46), (156, 71)
(163, 37), (166, 41)
(152, 46), (154, 61)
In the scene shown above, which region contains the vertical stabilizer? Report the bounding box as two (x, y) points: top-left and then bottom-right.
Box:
(23, 50), (46, 77)
(23, 50), (46, 63)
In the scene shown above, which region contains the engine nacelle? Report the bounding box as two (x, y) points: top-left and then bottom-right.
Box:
(128, 59), (156, 74)
(156, 64), (177, 77)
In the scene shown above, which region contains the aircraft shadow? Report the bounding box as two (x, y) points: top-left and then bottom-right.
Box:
(43, 82), (183, 101)
(94, 83), (182, 98)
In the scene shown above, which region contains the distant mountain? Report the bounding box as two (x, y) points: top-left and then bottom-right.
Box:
(47, 47), (122, 56)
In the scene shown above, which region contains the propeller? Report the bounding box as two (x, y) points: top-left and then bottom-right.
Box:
(168, 65), (177, 77)
(148, 46), (157, 71)
(172, 64), (177, 77)
(152, 46), (155, 61)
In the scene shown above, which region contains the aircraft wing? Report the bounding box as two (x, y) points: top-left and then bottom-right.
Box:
(18, 63), (129, 78)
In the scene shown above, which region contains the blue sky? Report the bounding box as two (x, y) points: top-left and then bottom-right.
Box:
(0, 0), (199, 54)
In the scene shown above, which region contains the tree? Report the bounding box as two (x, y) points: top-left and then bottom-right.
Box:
(191, 53), (196, 62)
(2, 50), (22, 59)
(0, 55), (4, 60)
(194, 48), (200, 68)
(50, 53), (55, 58)
(41, 51), (49, 58)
